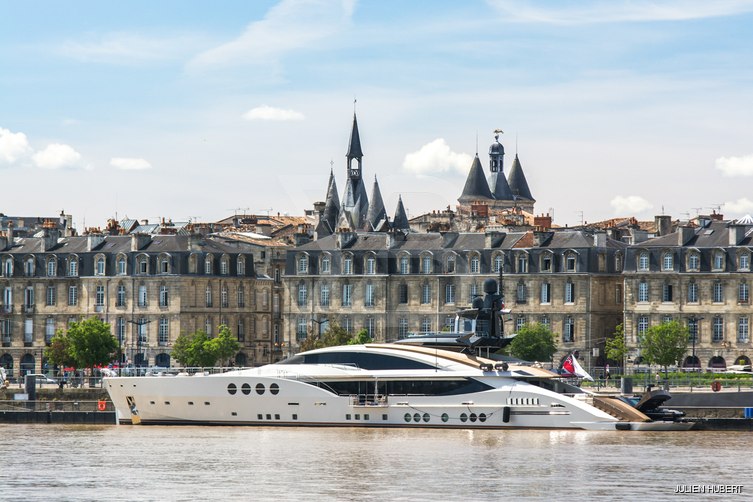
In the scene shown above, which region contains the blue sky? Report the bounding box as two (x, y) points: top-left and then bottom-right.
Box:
(2, 0), (753, 230)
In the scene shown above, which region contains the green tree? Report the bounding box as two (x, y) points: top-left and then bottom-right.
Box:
(298, 323), (367, 352)
(44, 330), (77, 372)
(172, 330), (216, 367)
(605, 323), (627, 371)
(640, 320), (689, 378)
(66, 317), (118, 368)
(508, 323), (557, 362)
(209, 325), (240, 366)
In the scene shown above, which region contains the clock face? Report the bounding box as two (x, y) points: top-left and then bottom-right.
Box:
(350, 169), (360, 177)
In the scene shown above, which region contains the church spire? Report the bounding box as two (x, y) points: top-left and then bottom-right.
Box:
(346, 112), (363, 178)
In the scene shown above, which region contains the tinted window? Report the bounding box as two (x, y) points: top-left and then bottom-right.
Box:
(279, 351), (435, 370)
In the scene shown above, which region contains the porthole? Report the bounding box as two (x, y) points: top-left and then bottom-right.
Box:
(256, 383), (265, 395)
(270, 383), (280, 395)
(227, 383), (237, 395)
(413, 413), (421, 423)
(479, 413), (487, 423)
(441, 413), (449, 423)
(469, 413), (477, 422)
(231, 412), (237, 416)
(422, 413), (430, 423)
(241, 383), (251, 395)
(404, 413), (412, 423)
(460, 413), (468, 422)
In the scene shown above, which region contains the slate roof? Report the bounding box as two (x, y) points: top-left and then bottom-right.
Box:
(507, 154), (534, 201)
(346, 113), (363, 159)
(459, 155), (493, 202)
(392, 196), (410, 231)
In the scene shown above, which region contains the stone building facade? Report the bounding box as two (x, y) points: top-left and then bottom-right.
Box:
(0, 230), (278, 378)
(284, 228), (625, 366)
(622, 215), (753, 370)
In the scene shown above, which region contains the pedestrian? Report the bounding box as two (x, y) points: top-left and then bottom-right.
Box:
(605, 364), (611, 384)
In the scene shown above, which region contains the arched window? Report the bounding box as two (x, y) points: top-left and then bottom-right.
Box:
(117, 255), (127, 275)
(320, 254), (331, 274)
(136, 254), (149, 275)
(95, 256), (106, 276)
(662, 252), (673, 271)
(421, 282), (431, 305)
(220, 255), (229, 275)
(638, 251), (649, 271)
(366, 254), (377, 275)
(204, 255), (214, 275)
(46, 257), (57, 277)
(420, 254), (432, 274)
(713, 251), (725, 271)
(493, 253), (504, 273)
(445, 254), (455, 274)
(638, 280), (649, 302)
(343, 254), (353, 275)
(399, 254), (410, 274)
(24, 257), (35, 276)
(297, 283), (307, 307)
(2, 257), (13, 277)
(469, 254), (480, 274)
(687, 280), (698, 303)
(237, 256), (246, 276)
(67, 257), (78, 277)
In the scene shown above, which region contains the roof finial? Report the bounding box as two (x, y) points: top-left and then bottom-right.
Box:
(330, 159), (334, 173)
(494, 128), (503, 142)
(475, 130), (478, 155)
(354, 97), (357, 114)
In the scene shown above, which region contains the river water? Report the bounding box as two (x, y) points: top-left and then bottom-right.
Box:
(0, 425), (750, 501)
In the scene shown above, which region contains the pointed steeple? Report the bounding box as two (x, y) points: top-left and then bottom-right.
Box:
(364, 176), (388, 231)
(318, 169), (340, 235)
(507, 154), (534, 201)
(458, 154), (493, 203)
(340, 111), (369, 230)
(392, 195), (410, 231)
(347, 113), (363, 160)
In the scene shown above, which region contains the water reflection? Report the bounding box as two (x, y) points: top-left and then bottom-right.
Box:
(1, 425), (750, 501)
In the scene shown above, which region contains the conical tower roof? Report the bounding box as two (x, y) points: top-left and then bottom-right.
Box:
(346, 113), (363, 159)
(458, 154), (493, 203)
(364, 176), (388, 231)
(507, 154), (534, 201)
(319, 169), (340, 235)
(392, 195), (410, 231)
(489, 171), (514, 200)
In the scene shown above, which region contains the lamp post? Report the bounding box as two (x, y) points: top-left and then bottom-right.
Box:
(689, 316), (704, 371)
(128, 319), (152, 375)
(311, 317), (328, 340)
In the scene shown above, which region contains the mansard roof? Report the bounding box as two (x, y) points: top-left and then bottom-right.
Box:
(459, 155), (493, 203)
(507, 154), (534, 201)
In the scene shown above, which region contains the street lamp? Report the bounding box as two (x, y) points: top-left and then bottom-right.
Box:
(127, 319), (152, 375)
(689, 316), (704, 371)
(311, 317), (328, 339)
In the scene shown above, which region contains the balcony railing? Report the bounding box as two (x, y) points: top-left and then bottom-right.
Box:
(1, 305), (13, 313)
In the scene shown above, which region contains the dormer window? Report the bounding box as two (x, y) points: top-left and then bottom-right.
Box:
(421, 254), (432, 274)
(366, 255), (377, 275)
(739, 253), (750, 271)
(445, 255), (455, 274)
(24, 257), (35, 276)
(470, 254), (480, 274)
(237, 256), (245, 276)
(67, 258), (78, 277)
(565, 254), (576, 272)
(47, 258), (56, 277)
(321, 254), (331, 274)
(713, 251), (725, 271)
(662, 252), (673, 271)
(2, 258), (12, 277)
(297, 255), (308, 274)
(343, 255), (353, 275)
(399, 255), (410, 274)
(493, 254), (504, 273)
(541, 255), (552, 272)
(688, 252), (700, 271)
(517, 254), (528, 273)
(638, 252), (649, 271)
(204, 255), (213, 275)
(95, 256), (106, 276)
(220, 255), (229, 275)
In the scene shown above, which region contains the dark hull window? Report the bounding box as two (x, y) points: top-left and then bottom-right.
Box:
(279, 352), (436, 370)
(306, 378), (493, 397)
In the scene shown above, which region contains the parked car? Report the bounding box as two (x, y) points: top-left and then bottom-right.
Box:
(25, 374), (58, 385)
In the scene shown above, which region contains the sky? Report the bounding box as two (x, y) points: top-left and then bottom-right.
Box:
(2, 0), (753, 231)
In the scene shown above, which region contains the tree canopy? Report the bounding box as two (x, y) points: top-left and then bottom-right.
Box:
(171, 325), (240, 367)
(605, 323), (627, 369)
(640, 320), (689, 375)
(299, 324), (372, 352)
(44, 317), (118, 371)
(508, 323), (557, 362)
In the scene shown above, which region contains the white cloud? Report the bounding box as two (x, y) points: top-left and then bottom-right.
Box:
(610, 195), (653, 214)
(487, 0), (753, 24)
(403, 139), (473, 175)
(715, 154), (753, 177)
(58, 32), (201, 65)
(0, 127), (32, 166)
(187, 0), (355, 71)
(32, 144), (85, 170)
(243, 105), (305, 121)
(723, 197), (753, 214)
(111, 157), (152, 170)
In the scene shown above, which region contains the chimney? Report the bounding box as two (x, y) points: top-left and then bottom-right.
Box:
(631, 228), (648, 244)
(87, 233), (105, 251)
(256, 223), (272, 236)
(336, 230), (356, 249)
(485, 230), (504, 249)
(6, 220), (14, 243)
(131, 233), (151, 251)
(729, 224), (746, 246)
(593, 231), (607, 248)
(678, 226), (695, 246)
(655, 215), (672, 236)
(533, 231), (553, 247)
(533, 213), (552, 231)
